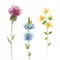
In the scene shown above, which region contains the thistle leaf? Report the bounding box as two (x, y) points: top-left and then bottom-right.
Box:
(12, 35), (15, 40)
(7, 37), (11, 44)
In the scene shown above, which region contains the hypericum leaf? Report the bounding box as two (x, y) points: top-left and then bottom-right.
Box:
(45, 37), (48, 40)
(48, 31), (52, 34)
(42, 21), (46, 24)
(48, 42), (51, 46)
(28, 52), (31, 56)
(44, 32), (48, 35)
(7, 37), (11, 44)
(12, 35), (15, 40)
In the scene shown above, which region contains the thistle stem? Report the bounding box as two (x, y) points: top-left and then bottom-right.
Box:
(11, 43), (12, 60)
(10, 21), (13, 60)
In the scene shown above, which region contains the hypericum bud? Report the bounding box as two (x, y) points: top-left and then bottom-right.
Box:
(43, 8), (49, 14)
(48, 15), (53, 20)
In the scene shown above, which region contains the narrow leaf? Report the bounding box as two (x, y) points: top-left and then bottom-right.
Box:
(48, 31), (52, 34)
(7, 37), (11, 44)
(12, 35), (15, 40)
(42, 21), (46, 24)
(44, 32), (48, 35)
(25, 43), (27, 46)
(26, 46), (29, 49)
(25, 44), (30, 49)
(28, 52), (31, 56)
(45, 37), (48, 40)
(48, 42), (51, 46)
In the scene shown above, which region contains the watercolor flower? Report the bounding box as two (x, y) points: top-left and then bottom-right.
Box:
(24, 33), (33, 41)
(24, 17), (35, 60)
(39, 8), (53, 60)
(39, 15), (45, 22)
(24, 17), (35, 30)
(7, 6), (21, 60)
(43, 8), (49, 14)
(46, 22), (52, 28)
(8, 6), (21, 21)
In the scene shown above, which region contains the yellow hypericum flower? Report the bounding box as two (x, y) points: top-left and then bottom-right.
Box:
(39, 15), (45, 22)
(46, 22), (52, 28)
(48, 15), (53, 20)
(43, 8), (49, 14)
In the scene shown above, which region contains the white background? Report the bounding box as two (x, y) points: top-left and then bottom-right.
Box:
(0, 0), (60, 60)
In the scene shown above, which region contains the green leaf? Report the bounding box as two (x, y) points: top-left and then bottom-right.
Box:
(7, 37), (11, 44)
(25, 44), (27, 46)
(48, 42), (51, 46)
(25, 44), (30, 49)
(45, 37), (48, 40)
(44, 32), (48, 35)
(12, 35), (15, 40)
(48, 31), (52, 34)
(42, 21), (46, 24)
(28, 52), (31, 56)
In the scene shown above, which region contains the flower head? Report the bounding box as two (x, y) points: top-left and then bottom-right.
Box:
(39, 15), (45, 22)
(24, 17), (35, 30)
(24, 23), (35, 29)
(43, 8), (49, 14)
(8, 6), (21, 16)
(24, 33), (33, 41)
(46, 22), (52, 28)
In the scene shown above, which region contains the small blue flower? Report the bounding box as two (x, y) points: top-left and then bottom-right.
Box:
(24, 33), (33, 41)
(24, 23), (35, 29)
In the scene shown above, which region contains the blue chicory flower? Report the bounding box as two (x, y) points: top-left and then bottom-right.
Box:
(24, 33), (33, 41)
(24, 23), (35, 30)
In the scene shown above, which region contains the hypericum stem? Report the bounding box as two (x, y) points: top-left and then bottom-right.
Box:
(10, 21), (13, 60)
(46, 14), (48, 60)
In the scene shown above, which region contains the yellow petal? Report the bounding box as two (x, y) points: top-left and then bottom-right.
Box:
(39, 15), (45, 22)
(46, 22), (52, 28)
(43, 8), (49, 14)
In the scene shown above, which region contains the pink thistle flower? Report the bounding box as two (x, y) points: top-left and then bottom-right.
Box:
(8, 6), (21, 16)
